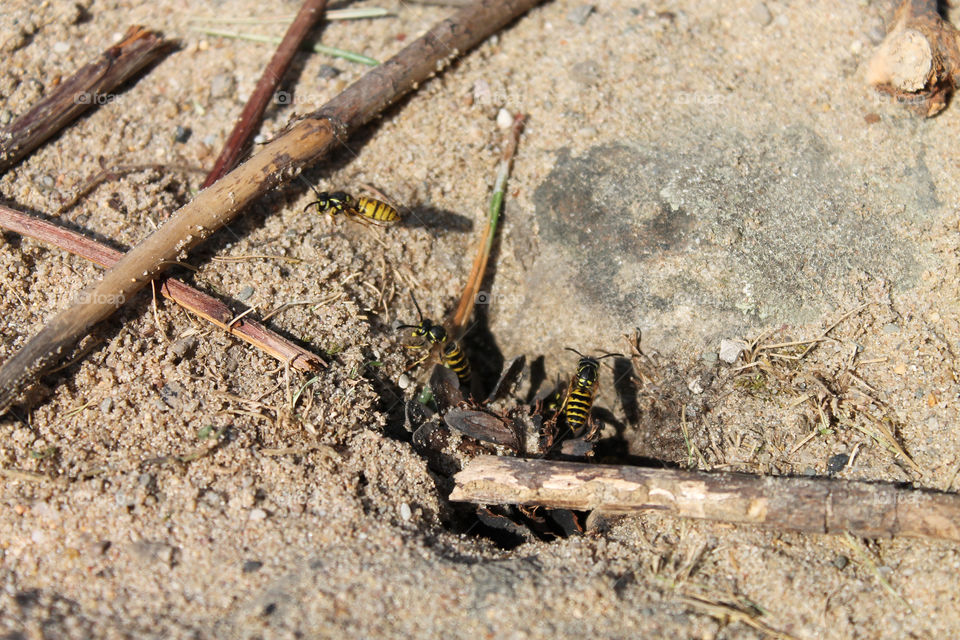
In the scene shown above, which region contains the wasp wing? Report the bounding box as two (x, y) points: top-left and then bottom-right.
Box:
(443, 408), (519, 449)
(485, 355), (526, 404)
(429, 364), (464, 413)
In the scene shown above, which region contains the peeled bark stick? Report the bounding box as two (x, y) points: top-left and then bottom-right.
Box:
(202, 0), (328, 187)
(0, 204), (324, 372)
(451, 456), (960, 543)
(0, 26), (169, 175)
(867, 0), (960, 117)
(0, 0), (544, 415)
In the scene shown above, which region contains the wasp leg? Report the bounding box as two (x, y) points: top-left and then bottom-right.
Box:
(583, 416), (602, 442)
(402, 344), (431, 373)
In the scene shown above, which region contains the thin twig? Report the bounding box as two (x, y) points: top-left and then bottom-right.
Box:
(202, 0), (329, 188)
(0, 204), (325, 372)
(0, 26), (171, 174)
(0, 0), (545, 415)
(451, 113), (526, 335)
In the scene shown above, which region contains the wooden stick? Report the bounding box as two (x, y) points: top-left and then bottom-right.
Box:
(202, 0), (328, 188)
(0, 204), (324, 372)
(0, 26), (170, 174)
(0, 0), (544, 415)
(451, 456), (960, 543)
(867, 0), (960, 117)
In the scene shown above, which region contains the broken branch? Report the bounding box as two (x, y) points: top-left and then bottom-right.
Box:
(0, 26), (170, 174)
(867, 0), (960, 116)
(451, 456), (960, 543)
(0, 204), (324, 372)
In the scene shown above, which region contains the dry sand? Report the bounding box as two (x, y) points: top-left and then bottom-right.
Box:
(2, 0), (960, 637)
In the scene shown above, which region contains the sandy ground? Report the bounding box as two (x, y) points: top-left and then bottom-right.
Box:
(2, 0), (960, 637)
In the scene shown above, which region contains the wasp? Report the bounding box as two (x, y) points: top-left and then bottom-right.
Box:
(559, 348), (622, 440)
(397, 295), (472, 390)
(302, 182), (400, 225)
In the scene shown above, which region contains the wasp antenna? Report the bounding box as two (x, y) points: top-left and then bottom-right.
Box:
(597, 352), (625, 361)
(409, 292), (425, 322)
(564, 347), (587, 358)
(297, 174), (323, 199)
(396, 323), (418, 331)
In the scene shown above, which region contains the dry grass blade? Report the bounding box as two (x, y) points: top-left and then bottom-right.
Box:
(0, 26), (171, 174)
(0, 204), (325, 372)
(0, 0), (545, 415)
(842, 533), (914, 613)
(451, 113), (526, 335)
(678, 595), (798, 640)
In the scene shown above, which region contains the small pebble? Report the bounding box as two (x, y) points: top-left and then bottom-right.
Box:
(52, 41), (70, 54)
(202, 134), (217, 146)
(249, 508), (268, 521)
(399, 502), (412, 521)
(826, 453), (849, 475)
(867, 19), (886, 45)
(749, 2), (772, 26)
(472, 79), (492, 105)
(99, 397), (113, 413)
(170, 335), (198, 359)
(40, 175), (55, 189)
(397, 373), (411, 390)
(173, 125), (191, 143)
(802, 467), (816, 476)
(832, 555), (849, 570)
(701, 351), (719, 365)
(718, 339), (747, 364)
(686, 377), (704, 395)
(496, 108), (513, 129)
(567, 4), (594, 26)
(317, 64), (340, 79)
(208, 73), (236, 99)
(253, 134), (267, 145)
(569, 60), (600, 86)
(0, 110), (11, 125)
(236, 285), (255, 301)
(882, 323), (900, 334)
(242, 560), (263, 573)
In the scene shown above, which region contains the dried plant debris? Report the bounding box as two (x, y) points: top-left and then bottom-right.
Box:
(697, 302), (929, 478)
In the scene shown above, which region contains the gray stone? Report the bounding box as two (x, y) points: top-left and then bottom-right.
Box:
(209, 73), (235, 99)
(749, 2), (772, 26)
(567, 5), (594, 26)
(719, 339), (747, 364)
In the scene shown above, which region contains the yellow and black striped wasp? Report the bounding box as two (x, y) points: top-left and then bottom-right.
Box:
(302, 180), (401, 226)
(559, 348), (622, 441)
(397, 294), (472, 392)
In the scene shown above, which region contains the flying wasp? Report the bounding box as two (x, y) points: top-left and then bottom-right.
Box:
(302, 181), (400, 226)
(397, 295), (472, 391)
(559, 348), (622, 441)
